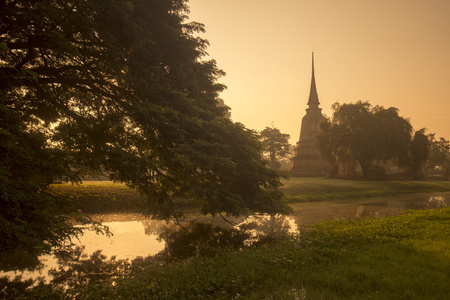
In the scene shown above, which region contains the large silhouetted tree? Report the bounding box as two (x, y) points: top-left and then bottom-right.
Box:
(0, 0), (290, 256)
(317, 101), (413, 179)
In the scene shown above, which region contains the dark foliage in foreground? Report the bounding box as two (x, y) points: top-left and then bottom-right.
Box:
(0, 0), (290, 256)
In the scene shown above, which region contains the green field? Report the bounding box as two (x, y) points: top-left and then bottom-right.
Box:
(51, 181), (145, 213)
(282, 177), (450, 202)
(50, 178), (450, 213)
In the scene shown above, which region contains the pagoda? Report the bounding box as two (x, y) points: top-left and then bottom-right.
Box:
(290, 53), (332, 177)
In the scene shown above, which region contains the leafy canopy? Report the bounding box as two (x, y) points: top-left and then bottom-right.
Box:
(427, 134), (450, 176)
(0, 0), (290, 255)
(259, 126), (291, 170)
(317, 101), (426, 179)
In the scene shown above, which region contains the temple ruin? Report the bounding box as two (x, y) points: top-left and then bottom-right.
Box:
(290, 53), (332, 177)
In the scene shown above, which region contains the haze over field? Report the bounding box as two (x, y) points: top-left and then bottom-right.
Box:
(188, 0), (450, 143)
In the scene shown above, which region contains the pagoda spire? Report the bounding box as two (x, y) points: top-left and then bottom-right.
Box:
(290, 52), (331, 177)
(307, 52), (320, 109)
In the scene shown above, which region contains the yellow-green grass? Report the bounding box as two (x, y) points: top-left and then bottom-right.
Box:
(282, 177), (450, 202)
(50, 181), (144, 213)
(50, 181), (202, 216)
(49, 178), (450, 214)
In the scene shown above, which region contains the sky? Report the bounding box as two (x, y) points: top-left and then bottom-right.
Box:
(187, 0), (450, 144)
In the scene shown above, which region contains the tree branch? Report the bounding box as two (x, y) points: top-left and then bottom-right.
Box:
(15, 47), (36, 69)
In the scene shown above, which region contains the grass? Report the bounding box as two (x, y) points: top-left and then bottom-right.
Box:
(50, 178), (450, 213)
(64, 207), (450, 299)
(50, 181), (145, 213)
(281, 177), (450, 202)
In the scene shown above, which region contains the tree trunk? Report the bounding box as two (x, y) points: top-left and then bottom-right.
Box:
(358, 160), (370, 179)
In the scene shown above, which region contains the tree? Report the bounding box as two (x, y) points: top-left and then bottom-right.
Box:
(409, 129), (429, 179)
(427, 134), (450, 178)
(317, 101), (413, 179)
(259, 126), (291, 170)
(0, 0), (290, 256)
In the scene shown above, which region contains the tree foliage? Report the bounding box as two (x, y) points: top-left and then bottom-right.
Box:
(0, 0), (290, 255)
(317, 101), (425, 179)
(259, 126), (290, 170)
(427, 134), (450, 178)
(409, 129), (429, 179)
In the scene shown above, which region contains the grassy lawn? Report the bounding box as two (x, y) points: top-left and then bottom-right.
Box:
(281, 177), (450, 202)
(50, 178), (450, 213)
(51, 181), (145, 213)
(66, 207), (450, 299)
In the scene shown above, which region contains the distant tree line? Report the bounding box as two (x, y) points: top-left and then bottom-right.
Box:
(316, 101), (449, 179)
(426, 134), (450, 179)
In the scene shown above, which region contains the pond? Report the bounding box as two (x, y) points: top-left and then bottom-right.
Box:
(1, 192), (449, 282)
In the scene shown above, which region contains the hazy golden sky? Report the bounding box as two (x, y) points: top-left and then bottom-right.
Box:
(188, 0), (450, 143)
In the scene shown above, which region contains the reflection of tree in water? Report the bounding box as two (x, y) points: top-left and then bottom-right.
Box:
(157, 223), (251, 260)
(141, 216), (296, 260)
(45, 220), (286, 286)
(49, 246), (130, 289)
(2, 217), (293, 298)
(0, 247), (130, 298)
(0, 216), (296, 297)
(0, 250), (43, 273)
(427, 196), (447, 208)
(141, 219), (178, 237)
(238, 215), (294, 245)
(0, 220), (292, 296)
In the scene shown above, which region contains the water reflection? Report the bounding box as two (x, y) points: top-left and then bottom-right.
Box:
(1, 220), (165, 282)
(49, 248), (131, 289)
(1, 193), (449, 283)
(237, 215), (297, 246)
(156, 223), (251, 260)
(426, 196), (447, 208)
(81, 221), (164, 260)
